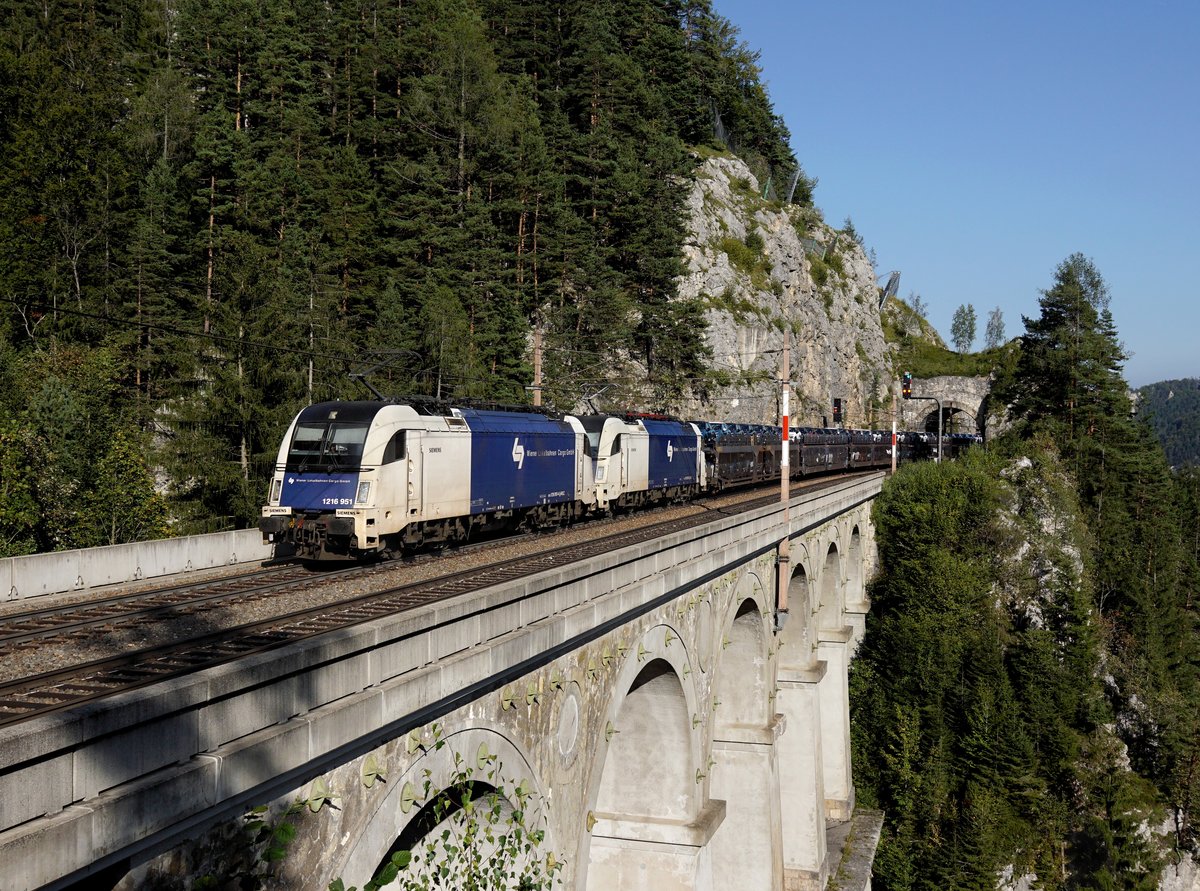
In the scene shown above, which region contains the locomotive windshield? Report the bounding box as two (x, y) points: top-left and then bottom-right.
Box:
(577, 416), (608, 459)
(286, 421), (370, 471)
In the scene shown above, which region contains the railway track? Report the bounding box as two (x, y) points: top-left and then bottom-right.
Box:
(0, 475), (855, 728)
(0, 527), (552, 655)
(0, 563), (336, 652)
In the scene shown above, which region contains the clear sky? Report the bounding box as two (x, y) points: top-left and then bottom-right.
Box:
(711, 0), (1199, 387)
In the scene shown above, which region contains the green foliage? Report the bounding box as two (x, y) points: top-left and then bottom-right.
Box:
(717, 230), (773, 292)
(787, 203), (823, 238)
(855, 447), (1118, 889)
(950, 303), (977, 353)
(841, 216), (863, 246)
(860, 253), (1200, 887)
(891, 339), (1012, 379)
(984, 306), (1006, 350)
(1137, 378), (1200, 468)
(808, 254), (831, 288)
(193, 801), (308, 890)
(0, 421), (39, 557)
(0, 341), (172, 551)
(333, 725), (562, 891)
(998, 254), (1130, 439)
(80, 428), (171, 547)
(0, 0), (800, 541)
(884, 294), (1004, 378)
(245, 803), (303, 867)
(806, 240), (845, 291)
(881, 296), (939, 346)
(825, 247), (846, 278)
(730, 176), (757, 201)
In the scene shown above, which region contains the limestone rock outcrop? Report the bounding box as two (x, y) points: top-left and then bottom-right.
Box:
(675, 155), (891, 428)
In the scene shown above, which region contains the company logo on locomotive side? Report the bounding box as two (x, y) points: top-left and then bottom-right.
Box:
(510, 437), (574, 469)
(665, 441), (697, 462)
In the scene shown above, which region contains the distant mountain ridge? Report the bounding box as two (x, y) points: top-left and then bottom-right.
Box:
(1137, 377), (1200, 467)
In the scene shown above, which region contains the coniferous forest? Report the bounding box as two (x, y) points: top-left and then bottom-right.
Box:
(854, 255), (1200, 889)
(1138, 379), (1200, 469)
(0, 0), (804, 550)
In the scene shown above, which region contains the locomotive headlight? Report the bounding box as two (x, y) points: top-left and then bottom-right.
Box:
(356, 481), (372, 504)
(270, 479), (282, 504)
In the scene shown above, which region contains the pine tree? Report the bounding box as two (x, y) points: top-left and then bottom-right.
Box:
(1005, 255), (1129, 440)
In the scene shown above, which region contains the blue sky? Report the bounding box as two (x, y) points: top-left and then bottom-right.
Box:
(711, 0), (1199, 386)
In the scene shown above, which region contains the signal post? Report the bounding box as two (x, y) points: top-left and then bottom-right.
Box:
(777, 339), (791, 628)
(901, 372), (942, 462)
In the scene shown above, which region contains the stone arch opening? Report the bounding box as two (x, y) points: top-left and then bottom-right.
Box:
(816, 543), (842, 631)
(847, 526), (863, 604)
(585, 657), (703, 891)
(336, 729), (550, 890)
(714, 598), (771, 731)
(920, 402), (979, 435)
(708, 597), (783, 891)
(594, 658), (694, 822)
(788, 562), (808, 609)
(372, 779), (537, 885)
(777, 560), (814, 669)
(944, 405), (977, 434)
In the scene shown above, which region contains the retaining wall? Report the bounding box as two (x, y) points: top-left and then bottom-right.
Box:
(2, 530), (273, 602)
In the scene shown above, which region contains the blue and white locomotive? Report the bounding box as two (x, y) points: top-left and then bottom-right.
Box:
(578, 414), (704, 511)
(259, 400), (612, 559)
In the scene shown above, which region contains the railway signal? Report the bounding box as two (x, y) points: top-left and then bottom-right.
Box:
(902, 372), (913, 399)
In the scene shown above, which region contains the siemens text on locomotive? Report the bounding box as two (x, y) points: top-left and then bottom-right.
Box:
(259, 400), (977, 561)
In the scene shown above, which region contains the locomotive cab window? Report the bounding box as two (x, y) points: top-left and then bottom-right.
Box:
(286, 422), (369, 471)
(383, 431), (407, 464)
(578, 416), (606, 460)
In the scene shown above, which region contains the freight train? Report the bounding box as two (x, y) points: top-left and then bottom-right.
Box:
(258, 399), (978, 561)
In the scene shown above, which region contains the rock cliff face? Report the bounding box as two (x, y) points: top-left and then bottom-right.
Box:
(675, 156), (891, 428)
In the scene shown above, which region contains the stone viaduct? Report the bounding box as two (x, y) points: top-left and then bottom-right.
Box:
(0, 475), (884, 891)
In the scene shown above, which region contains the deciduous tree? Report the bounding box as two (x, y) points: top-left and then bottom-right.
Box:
(951, 303), (976, 353)
(985, 306), (1005, 350)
